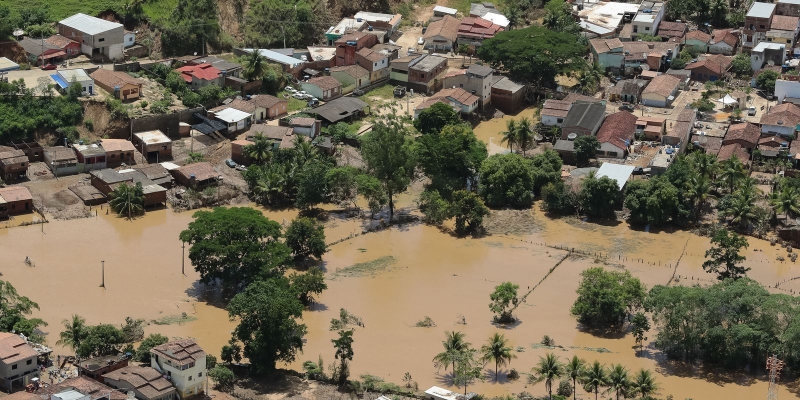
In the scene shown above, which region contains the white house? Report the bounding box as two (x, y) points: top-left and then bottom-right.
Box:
(760, 102), (800, 137)
(709, 29), (739, 55)
(124, 31), (136, 47)
(751, 42), (786, 71)
(431, 88), (480, 115)
(0, 333), (39, 392)
(150, 339), (206, 399)
(631, 1), (665, 38)
(58, 13), (125, 60)
(641, 74), (680, 108)
(596, 111), (638, 158)
(775, 79), (800, 104)
(213, 107), (251, 133)
(52, 69), (93, 94)
(540, 100), (571, 126)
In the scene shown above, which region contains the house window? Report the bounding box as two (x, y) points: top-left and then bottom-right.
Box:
(188, 376), (193, 381)
(645, 27), (650, 31)
(760, 25), (766, 29)
(99, 38), (105, 42)
(26, 360), (32, 365)
(198, 372), (202, 378)
(12, 364), (17, 370)
(557, 118), (564, 123)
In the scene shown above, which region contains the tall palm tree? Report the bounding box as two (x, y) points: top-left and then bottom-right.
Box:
(686, 175), (712, 221)
(772, 185), (800, 221)
(530, 353), (564, 400)
(432, 331), (470, 373)
(243, 50), (268, 81)
(726, 191), (757, 229)
(293, 135), (318, 167)
(516, 117), (536, 156)
(480, 333), (516, 381)
(581, 361), (609, 400)
(500, 119), (519, 152)
(109, 182), (145, 219)
(688, 152), (717, 180)
(630, 369), (659, 399)
(56, 315), (87, 352)
(605, 364), (631, 400)
(244, 134), (273, 165)
(565, 356), (587, 400)
(718, 157), (746, 193)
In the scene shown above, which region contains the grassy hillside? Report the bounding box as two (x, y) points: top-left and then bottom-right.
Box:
(0, 0), (175, 25)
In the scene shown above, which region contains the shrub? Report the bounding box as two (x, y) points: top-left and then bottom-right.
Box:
(83, 119), (94, 131)
(208, 365), (235, 391)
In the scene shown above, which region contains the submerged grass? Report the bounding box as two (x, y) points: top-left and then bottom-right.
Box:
(151, 313), (197, 325)
(332, 256), (396, 279)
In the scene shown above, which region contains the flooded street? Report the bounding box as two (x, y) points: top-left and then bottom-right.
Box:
(473, 107), (539, 155)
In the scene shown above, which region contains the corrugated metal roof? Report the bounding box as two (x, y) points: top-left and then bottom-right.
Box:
(214, 108), (251, 123)
(242, 49), (303, 67)
(596, 162), (635, 190)
(59, 13), (122, 35)
(747, 2), (776, 18)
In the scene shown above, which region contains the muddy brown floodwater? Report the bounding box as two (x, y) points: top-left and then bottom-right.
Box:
(1, 198), (798, 398)
(473, 108), (539, 155)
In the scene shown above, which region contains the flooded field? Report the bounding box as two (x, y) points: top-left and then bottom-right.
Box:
(473, 108), (539, 156)
(1, 201), (798, 399)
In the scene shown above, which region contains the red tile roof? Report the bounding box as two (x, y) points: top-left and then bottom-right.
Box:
(176, 63), (220, 83)
(457, 16), (503, 40)
(711, 29), (739, 47)
(37, 377), (126, 400)
(0, 332), (37, 363)
(424, 15), (460, 42)
(596, 111), (637, 150)
(759, 135), (789, 147)
(771, 15), (799, 31)
(686, 54), (732, 76)
(250, 94), (285, 109)
(90, 68), (142, 89)
(356, 47), (386, 63)
(45, 34), (78, 49)
(151, 339), (205, 366)
(657, 21), (686, 38)
(761, 102), (800, 127)
(541, 99), (571, 118)
(100, 139), (136, 153)
(307, 76), (341, 91)
(685, 30), (711, 43)
(717, 143), (750, 164)
(642, 74), (681, 97)
(724, 122), (760, 146)
(0, 186), (32, 203)
(432, 87), (479, 107)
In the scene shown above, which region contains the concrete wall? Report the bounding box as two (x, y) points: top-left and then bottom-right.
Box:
(130, 107), (204, 140)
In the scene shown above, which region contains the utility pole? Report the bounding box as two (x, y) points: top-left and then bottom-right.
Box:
(181, 242), (186, 275)
(767, 355), (784, 400)
(100, 260), (105, 288)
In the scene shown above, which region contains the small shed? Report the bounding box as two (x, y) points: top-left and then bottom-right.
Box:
(133, 130), (172, 162)
(43, 146), (79, 176)
(0, 186), (33, 218)
(596, 162), (636, 190)
(72, 143), (107, 172)
(171, 162), (222, 189)
(212, 108), (252, 134)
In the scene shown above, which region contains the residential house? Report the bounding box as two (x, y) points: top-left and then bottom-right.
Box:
(577, 1), (639, 38)
(251, 95), (288, 120)
(389, 55), (421, 84)
(89, 169), (131, 197)
(241, 49), (303, 76)
(769, 15), (800, 48)
(90, 68), (142, 100)
(43, 146), (79, 176)
(621, 41), (680, 74)
(176, 64), (222, 89)
(760, 102), (800, 137)
(150, 339), (207, 399)
(423, 15), (460, 52)
(186, 55), (242, 78)
(540, 100), (572, 126)
(553, 139), (577, 163)
(72, 143), (107, 172)
(656, 21), (686, 40)
(330, 65), (371, 94)
(9, 141), (43, 163)
(596, 111), (637, 158)
(589, 38), (624, 72)
(308, 97), (369, 124)
(608, 79), (648, 103)
(133, 164), (174, 188)
(46, 35), (81, 58)
(491, 77), (525, 113)
(631, 1), (665, 39)
(759, 134), (790, 158)
(724, 122), (761, 149)
(775, 78), (800, 103)
(719, 142), (753, 163)
(635, 117), (666, 141)
(751, 42), (786, 71)
(244, 125), (295, 151)
(99, 139), (136, 167)
(663, 108), (695, 145)
(429, 88), (480, 115)
(212, 108), (252, 134)
(685, 55), (732, 82)
(560, 102), (606, 139)
(433, 5), (458, 18)
(58, 13), (125, 60)
(325, 18), (368, 45)
(133, 130), (172, 162)
(0, 332), (38, 391)
(456, 17), (504, 49)
(0, 149), (28, 181)
(288, 117), (322, 138)
(335, 32), (379, 67)
(641, 74), (680, 107)
(443, 64), (494, 108)
(102, 366), (176, 400)
(683, 30), (712, 54)
(211, 99), (258, 124)
(38, 377), (127, 400)
(0, 187), (33, 218)
(370, 43), (402, 61)
(353, 12), (402, 34)
(709, 29), (739, 55)
(414, 98), (459, 119)
(78, 355), (129, 383)
(0, 57), (18, 72)
(301, 76), (342, 100)
(743, 2), (777, 51)
(355, 47), (390, 82)
(230, 139), (253, 165)
(470, 2), (499, 18)
(18, 38), (63, 65)
(691, 133), (723, 155)
(777, 0), (800, 17)
(52, 69), (93, 94)
(408, 54), (448, 95)
(170, 163), (221, 189)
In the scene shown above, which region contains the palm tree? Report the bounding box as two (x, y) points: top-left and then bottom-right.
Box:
(686, 175), (712, 221)
(605, 364), (631, 400)
(244, 134), (273, 165)
(293, 135), (318, 167)
(565, 356), (587, 400)
(56, 315), (87, 352)
(630, 369), (658, 399)
(480, 333), (516, 381)
(688, 152), (717, 179)
(243, 50), (268, 81)
(109, 182), (145, 219)
(710, 0), (728, 25)
(581, 361), (609, 400)
(458, 44), (470, 64)
(718, 157), (746, 193)
(432, 331), (470, 373)
(771, 185), (800, 221)
(530, 353), (564, 400)
(516, 117), (535, 156)
(500, 119), (519, 152)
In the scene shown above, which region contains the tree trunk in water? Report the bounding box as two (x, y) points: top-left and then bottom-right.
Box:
(496, 363), (498, 381)
(573, 378), (577, 400)
(388, 189), (394, 222)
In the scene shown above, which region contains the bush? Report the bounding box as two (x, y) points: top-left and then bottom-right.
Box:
(557, 379), (573, 397)
(140, 100), (148, 108)
(206, 354), (217, 369)
(285, 217), (326, 259)
(135, 334), (169, 363)
(208, 365), (235, 391)
(83, 119), (94, 131)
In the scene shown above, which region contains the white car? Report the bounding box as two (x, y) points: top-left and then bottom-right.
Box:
(285, 87), (296, 93)
(418, 37), (425, 45)
(298, 90), (307, 96)
(292, 93), (307, 99)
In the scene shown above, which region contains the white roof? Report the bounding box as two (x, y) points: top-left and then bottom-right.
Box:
(753, 41), (786, 52)
(578, 1), (640, 30)
(59, 13), (122, 35)
(326, 18), (367, 36)
(483, 12), (510, 28)
(52, 390), (89, 400)
(242, 49), (303, 67)
(718, 94), (738, 105)
(160, 162), (180, 170)
(354, 11), (397, 23)
(134, 130), (171, 144)
(779, 0), (800, 4)
(307, 46), (337, 61)
(214, 107), (251, 123)
(425, 386), (461, 400)
(58, 69), (91, 82)
(580, 20), (614, 35)
(433, 5), (458, 15)
(596, 162), (636, 190)
(0, 57), (19, 72)
(747, 2), (776, 18)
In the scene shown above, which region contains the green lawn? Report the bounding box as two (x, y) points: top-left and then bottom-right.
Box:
(0, 0), (175, 25)
(277, 91), (309, 113)
(358, 83), (397, 106)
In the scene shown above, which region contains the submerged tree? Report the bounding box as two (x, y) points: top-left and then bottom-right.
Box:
(702, 228), (749, 280)
(285, 217), (326, 260)
(489, 282), (520, 323)
(332, 329), (354, 385)
(289, 266), (327, 306)
(453, 347), (484, 396)
(582, 361), (609, 400)
(109, 182), (145, 219)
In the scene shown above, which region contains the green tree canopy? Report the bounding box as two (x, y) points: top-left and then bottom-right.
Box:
(135, 333), (169, 363)
(481, 333), (516, 381)
(489, 282), (520, 323)
(109, 182), (145, 219)
(244, 0), (330, 49)
(477, 26), (587, 90)
(285, 217), (327, 260)
(0, 280), (45, 343)
(332, 329), (354, 385)
(179, 207), (291, 294)
(623, 177), (681, 226)
(478, 153), (535, 208)
(289, 266), (327, 306)
(730, 53), (753, 78)
(757, 70), (779, 93)
(570, 267), (646, 329)
(574, 135), (599, 167)
(77, 324), (126, 358)
(415, 124), (487, 197)
(227, 278), (307, 374)
(530, 149), (563, 194)
(580, 174), (621, 218)
(413, 102), (462, 134)
(161, 0), (220, 56)
(702, 228), (749, 280)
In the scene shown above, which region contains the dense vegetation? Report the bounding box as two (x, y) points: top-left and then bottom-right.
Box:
(0, 78), (84, 143)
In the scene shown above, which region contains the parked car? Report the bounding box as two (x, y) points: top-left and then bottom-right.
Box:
(235, 165), (246, 171)
(619, 103), (634, 112)
(748, 106), (757, 116)
(293, 93), (308, 99)
(307, 99), (319, 107)
(41, 64), (57, 70)
(285, 87), (297, 93)
(225, 159), (237, 168)
(418, 37), (425, 45)
(353, 89), (365, 96)
(393, 86), (406, 97)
